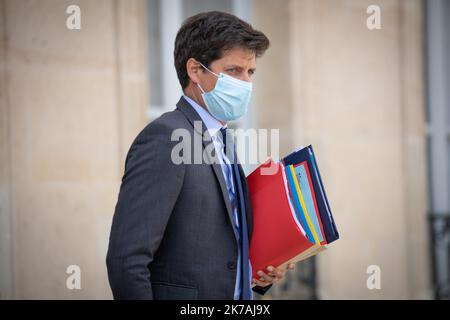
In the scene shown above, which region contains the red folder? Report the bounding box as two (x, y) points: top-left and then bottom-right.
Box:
(247, 159), (316, 276)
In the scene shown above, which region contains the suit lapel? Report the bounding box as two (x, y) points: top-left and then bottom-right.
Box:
(237, 163), (253, 241)
(176, 97), (240, 243)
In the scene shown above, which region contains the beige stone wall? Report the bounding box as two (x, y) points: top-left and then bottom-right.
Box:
(0, 0), (149, 299)
(0, 0), (13, 299)
(251, 0), (294, 159)
(0, 0), (431, 299)
(254, 0), (430, 299)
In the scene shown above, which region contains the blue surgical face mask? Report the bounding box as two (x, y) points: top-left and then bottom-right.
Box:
(197, 62), (252, 122)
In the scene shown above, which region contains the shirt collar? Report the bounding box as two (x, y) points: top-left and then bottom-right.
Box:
(183, 95), (226, 138)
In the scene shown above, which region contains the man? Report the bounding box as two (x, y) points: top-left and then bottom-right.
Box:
(106, 11), (294, 300)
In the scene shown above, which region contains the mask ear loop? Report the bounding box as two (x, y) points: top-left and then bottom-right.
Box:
(196, 83), (206, 94)
(198, 61), (219, 77)
(196, 61), (219, 94)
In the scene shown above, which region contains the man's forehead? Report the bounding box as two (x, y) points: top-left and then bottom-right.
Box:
(219, 47), (256, 66)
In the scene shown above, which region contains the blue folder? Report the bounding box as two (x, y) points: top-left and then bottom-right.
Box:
(282, 145), (339, 243)
(294, 163), (324, 243)
(285, 165), (315, 243)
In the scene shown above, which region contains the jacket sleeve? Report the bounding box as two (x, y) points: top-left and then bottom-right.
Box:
(106, 124), (185, 299)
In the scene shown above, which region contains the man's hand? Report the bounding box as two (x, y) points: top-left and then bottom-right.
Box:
(251, 263), (296, 287)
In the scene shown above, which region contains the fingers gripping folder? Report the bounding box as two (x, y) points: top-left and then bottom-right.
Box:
(247, 145), (339, 276)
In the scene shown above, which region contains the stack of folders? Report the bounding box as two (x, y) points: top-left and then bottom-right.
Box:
(247, 145), (339, 276)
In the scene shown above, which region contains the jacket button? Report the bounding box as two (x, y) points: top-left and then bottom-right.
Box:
(227, 261), (237, 270)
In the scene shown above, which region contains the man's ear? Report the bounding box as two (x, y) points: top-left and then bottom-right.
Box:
(186, 58), (202, 85)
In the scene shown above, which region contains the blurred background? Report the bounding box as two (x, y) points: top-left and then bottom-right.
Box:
(0, 0), (449, 299)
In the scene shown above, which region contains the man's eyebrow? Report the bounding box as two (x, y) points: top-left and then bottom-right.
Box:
(224, 64), (256, 72)
(224, 64), (243, 69)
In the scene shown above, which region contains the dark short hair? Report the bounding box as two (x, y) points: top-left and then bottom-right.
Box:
(174, 11), (270, 89)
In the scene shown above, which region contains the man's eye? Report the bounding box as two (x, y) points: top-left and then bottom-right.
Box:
(227, 68), (238, 73)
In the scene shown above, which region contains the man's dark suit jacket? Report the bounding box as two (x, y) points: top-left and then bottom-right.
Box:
(106, 96), (270, 299)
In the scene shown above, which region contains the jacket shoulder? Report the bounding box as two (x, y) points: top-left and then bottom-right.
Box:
(122, 108), (189, 173)
(133, 108), (190, 145)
